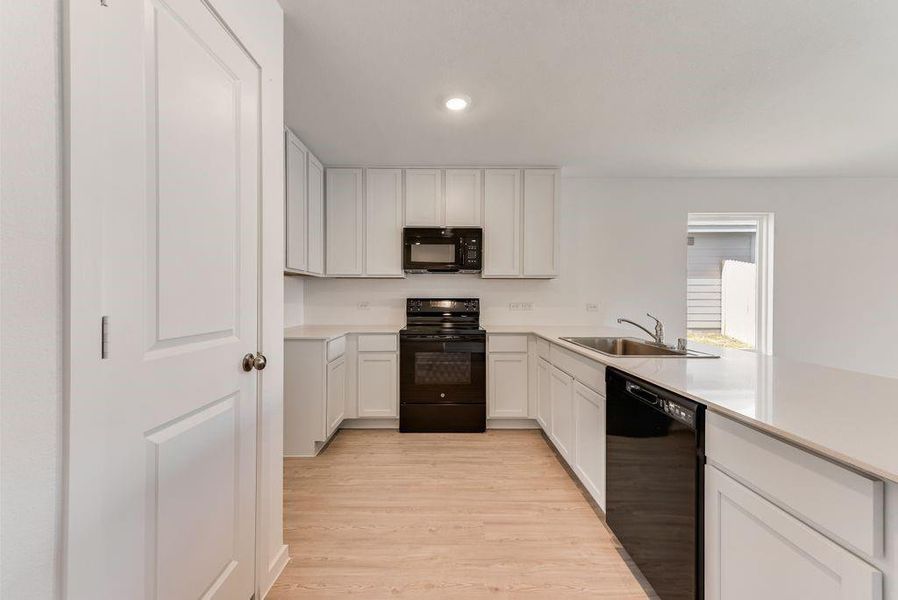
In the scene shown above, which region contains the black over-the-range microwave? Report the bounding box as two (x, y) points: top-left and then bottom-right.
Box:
(402, 227), (482, 273)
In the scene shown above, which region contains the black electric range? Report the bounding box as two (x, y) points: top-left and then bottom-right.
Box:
(399, 298), (486, 432)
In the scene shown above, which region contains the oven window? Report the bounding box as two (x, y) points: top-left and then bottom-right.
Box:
(415, 352), (471, 385)
(410, 243), (455, 263)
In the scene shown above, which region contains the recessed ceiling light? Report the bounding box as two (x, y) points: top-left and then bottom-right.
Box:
(445, 95), (471, 111)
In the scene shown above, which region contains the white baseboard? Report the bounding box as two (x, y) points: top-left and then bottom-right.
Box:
(487, 418), (540, 429)
(260, 544), (289, 599)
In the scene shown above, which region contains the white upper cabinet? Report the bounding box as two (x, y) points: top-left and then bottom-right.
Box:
(523, 169), (559, 277)
(326, 168), (364, 276)
(365, 169), (404, 277)
(285, 130), (308, 272)
(307, 153), (325, 275)
(404, 169), (443, 226)
(285, 128), (325, 276)
(482, 169), (522, 277)
(445, 169), (482, 226)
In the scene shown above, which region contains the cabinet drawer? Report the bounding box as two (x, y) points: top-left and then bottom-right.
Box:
(326, 336), (346, 362)
(706, 412), (883, 557)
(549, 344), (605, 396)
(488, 334), (529, 353)
(536, 337), (551, 359)
(358, 334), (397, 352)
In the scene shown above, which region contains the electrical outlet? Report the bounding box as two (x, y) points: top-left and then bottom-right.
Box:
(357, 301), (370, 311)
(586, 303), (599, 312)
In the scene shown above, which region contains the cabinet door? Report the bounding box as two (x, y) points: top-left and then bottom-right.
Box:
(482, 169), (521, 277)
(404, 169), (443, 226)
(326, 357), (346, 436)
(445, 169), (482, 226)
(357, 352), (398, 418)
(307, 152), (325, 275)
(488, 353), (528, 418)
(523, 169), (559, 277)
(285, 130), (308, 271)
(549, 366), (574, 461)
(365, 169), (403, 276)
(326, 168), (364, 276)
(573, 382), (605, 509)
(536, 357), (552, 431)
(705, 465), (882, 600)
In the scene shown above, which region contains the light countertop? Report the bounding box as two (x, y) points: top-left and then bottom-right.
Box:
(286, 323), (898, 483)
(284, 324), (403, 341)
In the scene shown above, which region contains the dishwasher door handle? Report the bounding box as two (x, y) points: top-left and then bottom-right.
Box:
(625, 381), (661, 407)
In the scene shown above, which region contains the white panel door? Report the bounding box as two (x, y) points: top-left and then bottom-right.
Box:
(488, 353), (528, 418)
(445, 169), (482, 226)
(536, 357), (552, 431)
(523, 169), (559, 277)
(705, 466), (882, 600)
(307, 152), (325, 275)
(357, 352), (398, 417)
(326, 168), (364, 276)
(285, 129), (308, 271)
(67, 0), (260, 598)
(365, 168), (403, 276)
(405, 168), (443, 226)
(326, 357), (347, 436)
(549, 366), (574, 461)
(483, 169), (522, 277)
(573, 382), (605, 509)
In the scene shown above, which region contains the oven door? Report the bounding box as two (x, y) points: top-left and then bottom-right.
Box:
(400, 334), (486, 404)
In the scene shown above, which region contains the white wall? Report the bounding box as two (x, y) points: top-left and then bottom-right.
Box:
(0, 0), (63, 598)
(284, 276), (305, 326)
(304, 176), (898, 379)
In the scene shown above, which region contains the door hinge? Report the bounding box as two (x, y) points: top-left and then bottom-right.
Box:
(101, 316), (110, 359)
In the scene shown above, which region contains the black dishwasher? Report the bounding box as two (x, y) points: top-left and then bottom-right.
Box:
(605, 368), (705, 600)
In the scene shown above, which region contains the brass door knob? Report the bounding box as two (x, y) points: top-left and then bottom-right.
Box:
(242, 352), (267, 372)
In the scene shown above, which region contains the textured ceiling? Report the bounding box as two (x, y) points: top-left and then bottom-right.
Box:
(282, 0), (898, 176)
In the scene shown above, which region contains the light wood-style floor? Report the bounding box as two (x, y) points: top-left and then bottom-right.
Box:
(268, 430), (655, 599)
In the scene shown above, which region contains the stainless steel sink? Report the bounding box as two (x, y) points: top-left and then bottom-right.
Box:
(559, 337), (718, 358)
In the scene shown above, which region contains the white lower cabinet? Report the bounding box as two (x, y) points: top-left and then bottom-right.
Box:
(488, 353), (528, 418)
(357, 351), (398, 418)
(536, 357), (551, 430)
(705, 465), (882, 600)
(549, 365), (574, 461)
(285, 337), (347, 456)
(326, 356), (346, 436)
(573, 382), (605, 509)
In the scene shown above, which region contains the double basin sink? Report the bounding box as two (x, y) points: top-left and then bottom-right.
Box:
(560, 337), (719, 359)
